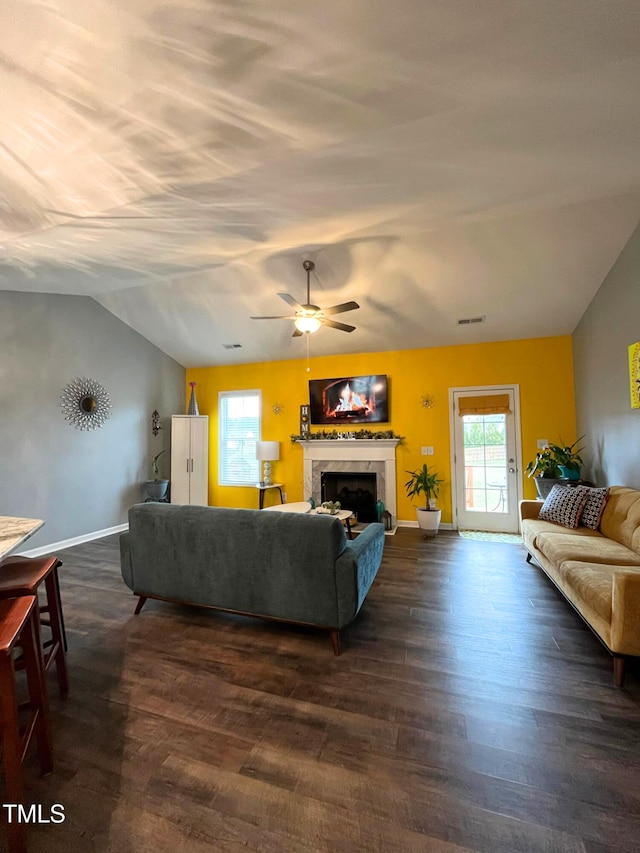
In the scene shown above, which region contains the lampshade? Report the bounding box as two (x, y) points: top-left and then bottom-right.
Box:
(294, 315), (322, 334)
(255, 440), (280, 461)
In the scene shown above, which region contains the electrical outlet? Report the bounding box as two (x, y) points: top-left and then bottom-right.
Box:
(427, 446), (434, 455)
(421, 446), (428, 456)
(537, 439), (548, 450)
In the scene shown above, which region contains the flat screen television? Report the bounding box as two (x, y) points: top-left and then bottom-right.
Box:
(308, 375), (389, 425)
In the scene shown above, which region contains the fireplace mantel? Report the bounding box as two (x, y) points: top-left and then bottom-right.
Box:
(295, 439), (399, 527)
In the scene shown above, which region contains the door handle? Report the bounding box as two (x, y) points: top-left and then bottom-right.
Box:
(186, 459), (189, 473)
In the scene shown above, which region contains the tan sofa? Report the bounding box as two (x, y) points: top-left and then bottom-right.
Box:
(520, 486), (640, 686)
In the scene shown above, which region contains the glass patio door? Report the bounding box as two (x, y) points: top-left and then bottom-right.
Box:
(451, 387), (521, 533)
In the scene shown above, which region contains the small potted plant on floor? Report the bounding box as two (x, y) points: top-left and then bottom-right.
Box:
(405, 463), (444, 536)
(144, 449), (169, 501)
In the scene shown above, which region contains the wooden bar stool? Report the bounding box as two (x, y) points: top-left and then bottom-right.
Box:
(0, 556), (69, 696)
(0, 596), (53, 853)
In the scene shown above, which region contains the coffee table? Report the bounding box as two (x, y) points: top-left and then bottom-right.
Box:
(262, 501), (311, 514)
(315, 509), (355, 539)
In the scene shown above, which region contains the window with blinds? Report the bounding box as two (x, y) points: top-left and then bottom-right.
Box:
(218, 390), (261, 486)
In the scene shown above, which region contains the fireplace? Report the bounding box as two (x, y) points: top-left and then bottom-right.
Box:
(321, 472), (377, 522)
(297, 439), (400, 532)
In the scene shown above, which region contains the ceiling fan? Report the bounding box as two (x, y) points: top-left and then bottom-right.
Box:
(250, 260), (359, 336)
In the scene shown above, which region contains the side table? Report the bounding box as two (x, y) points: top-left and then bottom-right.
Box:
(255, 483), (284, 510)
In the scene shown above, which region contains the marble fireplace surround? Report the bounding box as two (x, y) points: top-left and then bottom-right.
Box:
(298, 439), (400, 526)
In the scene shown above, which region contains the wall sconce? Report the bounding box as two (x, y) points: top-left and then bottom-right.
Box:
(152, 410), (162, 436)
(420, 395), (434, 409)
(255, 441), (280, 485)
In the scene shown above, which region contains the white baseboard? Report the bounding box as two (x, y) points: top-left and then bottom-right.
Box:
(397, 520), (455, 530)
(18, 523), (129, 557)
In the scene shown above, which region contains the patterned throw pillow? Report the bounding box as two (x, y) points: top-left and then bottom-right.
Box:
(580, 487), (610, 530)
(538, 484), (589, 528)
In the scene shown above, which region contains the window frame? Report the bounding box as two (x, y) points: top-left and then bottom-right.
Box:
(218, 389), (262, 487)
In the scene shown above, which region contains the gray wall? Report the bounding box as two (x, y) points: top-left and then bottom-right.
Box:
(0, 292), (185, 550)
(573, 220), (640, 488)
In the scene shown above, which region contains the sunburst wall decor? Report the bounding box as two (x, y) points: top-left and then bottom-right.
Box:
(61, 377), (112, 430)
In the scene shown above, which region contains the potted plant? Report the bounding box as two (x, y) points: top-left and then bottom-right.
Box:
(144, 449), (169, 501)
(525, 437), (585, 498)
(405, 463), (444, 536)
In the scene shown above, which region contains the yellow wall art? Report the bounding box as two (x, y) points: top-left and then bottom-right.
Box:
(629, 341), (640, 409)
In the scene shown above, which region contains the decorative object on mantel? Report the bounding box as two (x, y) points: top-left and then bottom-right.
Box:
(299, 404), (310, 435)
(151, 409), (162, 436)
(60, 377), (112, 430)
(291, 429), (404, 442)
(420, 394), (434, 408)
(187, 381), (199, 415)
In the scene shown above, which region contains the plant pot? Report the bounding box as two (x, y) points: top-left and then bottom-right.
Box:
(558, 465), (580, 481)
(416, 508), (441, 536)
(534, 477), (570, 499)
(144, 479), (169, 501)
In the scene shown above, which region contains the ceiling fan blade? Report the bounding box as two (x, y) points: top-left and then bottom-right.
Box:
(322, 318), (356, 333)
(292, 328), (304, 337)
(322, 301), (360, 316)
(277, 293), (304, 311)
(250, 315), (296, 320)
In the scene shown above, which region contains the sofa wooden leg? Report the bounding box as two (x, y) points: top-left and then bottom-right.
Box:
(134, 596), (148, 615)
(526, 552), (532, 563)
(613, 654), (626, 688)
(329, 629), (341, 656)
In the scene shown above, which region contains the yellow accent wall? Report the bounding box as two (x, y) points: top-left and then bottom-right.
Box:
(187, 335), (576, 522)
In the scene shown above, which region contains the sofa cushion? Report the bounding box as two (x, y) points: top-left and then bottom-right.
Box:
(599, 487), (640, 555)
(580, 487), (610, 530)
(538, 485), (589, 528)
(521, 518), (601, 554)
(558, 561), (613, 623)
(535, 530), (640, 568)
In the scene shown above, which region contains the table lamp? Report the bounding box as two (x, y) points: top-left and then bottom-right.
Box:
(256, 441), (280, 486)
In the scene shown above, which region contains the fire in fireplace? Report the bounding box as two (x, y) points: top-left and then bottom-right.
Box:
(321, 472), (377, 523)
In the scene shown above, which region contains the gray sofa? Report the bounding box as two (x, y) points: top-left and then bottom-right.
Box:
(119, 503), (385, 654)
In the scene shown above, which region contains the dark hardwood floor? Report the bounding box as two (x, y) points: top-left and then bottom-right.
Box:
(12, 529), (640, 852)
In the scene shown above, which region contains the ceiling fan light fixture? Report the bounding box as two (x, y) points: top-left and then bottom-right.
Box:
(294, 315), (322, 334)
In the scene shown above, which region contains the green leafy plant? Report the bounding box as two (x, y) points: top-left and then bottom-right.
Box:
(405, 463), (444, 510)
(151, 449), (168, 481)
(526, 437), (585, 478)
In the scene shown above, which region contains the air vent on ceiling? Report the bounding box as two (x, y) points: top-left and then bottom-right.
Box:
(222, 343), (243, 349)
(457, 316), (486, 326)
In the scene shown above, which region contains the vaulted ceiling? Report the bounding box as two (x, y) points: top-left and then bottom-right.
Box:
(1, 1), (640, 366)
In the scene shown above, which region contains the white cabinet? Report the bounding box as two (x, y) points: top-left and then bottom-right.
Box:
(170, 416), (209, 505)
